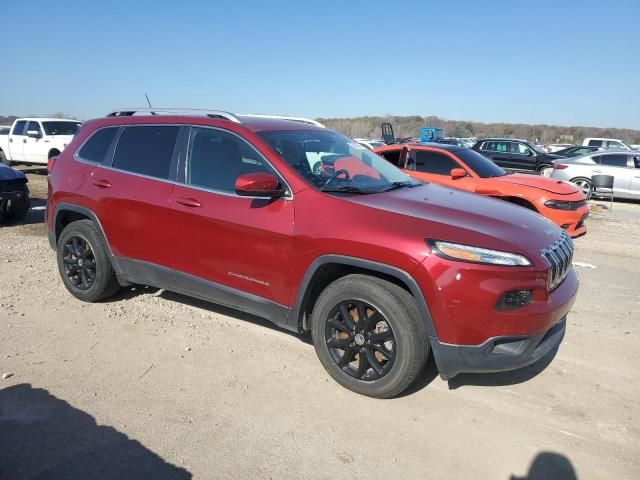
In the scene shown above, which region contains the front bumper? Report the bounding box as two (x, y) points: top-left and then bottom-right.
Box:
(0, 189), (29, 217)
(432, 317), (566, 379)
(541, 203), (589, 238)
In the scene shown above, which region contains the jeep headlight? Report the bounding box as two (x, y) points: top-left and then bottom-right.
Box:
(428, 240), (532, 266)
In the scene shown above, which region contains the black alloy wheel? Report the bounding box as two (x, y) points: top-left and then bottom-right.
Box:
(325, 300), (396, 381)
(62, 236), (97, 290)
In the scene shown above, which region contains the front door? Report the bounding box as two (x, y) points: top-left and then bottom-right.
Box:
(171, 126), (294, 309)
(630, 155), (640, 197)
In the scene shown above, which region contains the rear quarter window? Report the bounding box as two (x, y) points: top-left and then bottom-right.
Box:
(77, 127), (120, 164)
(112, 125), (180, 179)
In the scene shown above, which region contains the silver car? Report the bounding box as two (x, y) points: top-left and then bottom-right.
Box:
(550, 151), (640, 199)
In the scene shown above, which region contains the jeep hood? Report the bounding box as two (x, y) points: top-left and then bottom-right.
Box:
(0, 163), (27, 181)
(491, 174), (579, 195)
(345, 183), (563, 255)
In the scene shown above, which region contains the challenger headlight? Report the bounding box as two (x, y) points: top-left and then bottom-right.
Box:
(428, 240), (532, 266)
(544, 200), (576, 210)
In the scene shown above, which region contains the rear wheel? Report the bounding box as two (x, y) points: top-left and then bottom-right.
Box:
(57, 220), (120, 302)
(0, 150), (11, 166)
(571, 177), (591, 195)
(311, 274), (429, 398)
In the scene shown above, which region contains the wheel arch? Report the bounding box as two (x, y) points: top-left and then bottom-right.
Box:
(51, 204), (111, 255)
(48, 148), (61, 159)
(290, 255), (438, 339)
(500, 196), (539, 212)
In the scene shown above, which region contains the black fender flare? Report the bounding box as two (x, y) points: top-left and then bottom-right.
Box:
(289, 254), (438, 339)
(49, 203), (112, 255)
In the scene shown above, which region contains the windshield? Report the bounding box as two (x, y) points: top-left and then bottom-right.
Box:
(456, 149), (506, 178)
(42, 121), (81, 136)
(258, 130), (420, 194)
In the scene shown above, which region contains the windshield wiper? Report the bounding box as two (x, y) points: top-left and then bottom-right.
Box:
(378, 181), (421, 192)
(320, 186), (369, 195)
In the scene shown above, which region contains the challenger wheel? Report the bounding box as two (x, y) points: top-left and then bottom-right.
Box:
(57, 220), (120, 302)
(311, 274), (429, 398)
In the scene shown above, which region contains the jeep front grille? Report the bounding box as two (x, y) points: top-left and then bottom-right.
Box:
(541, 232), (574, 290)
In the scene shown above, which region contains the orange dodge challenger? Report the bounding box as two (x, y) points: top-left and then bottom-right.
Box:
(374, 143), (588, 238)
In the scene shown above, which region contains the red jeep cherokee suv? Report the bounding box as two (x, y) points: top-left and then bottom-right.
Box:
(47, 108), (578, 398)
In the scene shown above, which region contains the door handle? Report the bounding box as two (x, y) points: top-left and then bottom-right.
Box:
(9, 138), (12, 143)
(592, 169), (602, 173)
(92, 179), (112, 188)
(176, 197), (202, 208)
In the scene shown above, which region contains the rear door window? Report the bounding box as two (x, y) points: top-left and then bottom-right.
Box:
(598, 154), (629, 167)
(588, 139), (603, 147)
(77, 127), (120, 164)
(11, 121), (27, 136)
(377, 149), (403, 167)
(112, 125), (179, 179)
(413, 150), (461, 175)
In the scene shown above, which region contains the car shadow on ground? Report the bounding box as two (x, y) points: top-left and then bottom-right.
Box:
(107, 286), (313, 346)
(0, 383), (192, 480)
(446, 345), (559, 390)
(511, 451), (578, 480)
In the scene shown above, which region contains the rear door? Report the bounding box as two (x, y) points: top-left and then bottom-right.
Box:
(170, 125), (294, 308)
(87, 124), (182, 281)
(23, 121), (47, 164)
(480, 141), (514, 168)
(8, 121), (27, 161)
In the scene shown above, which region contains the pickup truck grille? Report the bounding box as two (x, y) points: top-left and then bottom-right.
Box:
(0, 179), (27, 193)
(541, 232), (574, 290)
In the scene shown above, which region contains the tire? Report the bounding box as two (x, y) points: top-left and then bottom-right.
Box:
(311, 274), (429, 398)
(0, 150), (11, 166)
(56, 219), (120, 302)
(570, 177), (591, 196)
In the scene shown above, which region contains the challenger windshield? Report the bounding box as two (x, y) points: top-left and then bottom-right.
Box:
(258, 130), (421, 194)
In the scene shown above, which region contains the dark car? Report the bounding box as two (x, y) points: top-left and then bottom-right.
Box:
(0, 163), (30, 221)
(46, 108), (577, 398)
(472, 138), (560, 173)
(553, 145), (602, 158)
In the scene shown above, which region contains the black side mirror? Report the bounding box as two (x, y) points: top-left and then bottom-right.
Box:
(26, 130), (42, 139)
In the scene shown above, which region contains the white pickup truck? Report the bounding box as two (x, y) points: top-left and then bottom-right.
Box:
(0, 117), (82, 166)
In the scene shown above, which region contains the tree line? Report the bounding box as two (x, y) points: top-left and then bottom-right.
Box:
(317, 115), (640, 145)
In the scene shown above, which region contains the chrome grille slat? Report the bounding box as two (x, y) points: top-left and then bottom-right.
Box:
(541, 232), (574, 290)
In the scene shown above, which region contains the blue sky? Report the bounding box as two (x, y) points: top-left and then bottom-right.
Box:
(2, 0), (638, 129)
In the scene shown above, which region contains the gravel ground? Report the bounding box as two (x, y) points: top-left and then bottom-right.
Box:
(1, 169), (639, 479)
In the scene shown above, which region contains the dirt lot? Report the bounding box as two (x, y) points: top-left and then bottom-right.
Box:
(1, 168), (639, 479)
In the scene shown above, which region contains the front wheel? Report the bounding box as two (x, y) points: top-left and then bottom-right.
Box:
(311, 274), (429, 398)
(537, 164), (553, 177)
(571, 177), (591, 196)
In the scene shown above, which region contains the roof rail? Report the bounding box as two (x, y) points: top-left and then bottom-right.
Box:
(240, 114), (325, 128)
(106, 108), (242, 123)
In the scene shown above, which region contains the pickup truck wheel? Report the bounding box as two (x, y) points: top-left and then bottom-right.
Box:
(0, 151), (10, 166)
(311, 274), (429, 398)
(57, 220), (120, 302)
